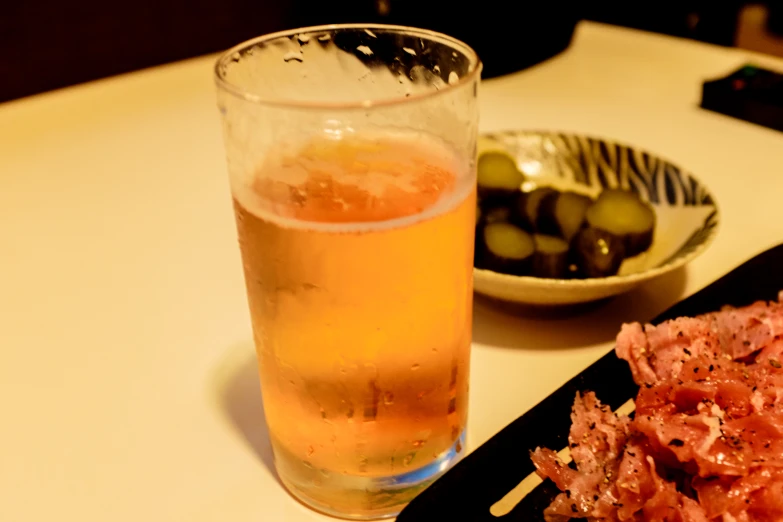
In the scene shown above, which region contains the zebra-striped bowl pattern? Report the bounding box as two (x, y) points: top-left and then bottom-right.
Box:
(474, 131), (720, 305)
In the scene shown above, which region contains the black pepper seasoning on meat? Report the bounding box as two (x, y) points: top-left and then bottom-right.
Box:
(770, 359), (782, 369)
(683, 348), (691, 355)
(571, 504), (578, 513)
(709, 365), (714, 371)
(566, 489), (571, 498)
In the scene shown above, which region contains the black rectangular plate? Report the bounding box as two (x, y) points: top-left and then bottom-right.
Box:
(397, 244), (783, 522)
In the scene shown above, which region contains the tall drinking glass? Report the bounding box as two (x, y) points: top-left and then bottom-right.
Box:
(214, 24), (480, 519)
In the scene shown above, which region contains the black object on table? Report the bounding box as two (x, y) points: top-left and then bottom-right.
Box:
(397, 243), (783, 521)
(701, 64), (783, 132)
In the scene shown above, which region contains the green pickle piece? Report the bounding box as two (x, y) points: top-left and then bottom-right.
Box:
(478, 222), (535, 276)
(477, 151), (525, 201)
(532, 234), (570, 279)
(573, 227), (626, 278)
(585, 189), (655, 257)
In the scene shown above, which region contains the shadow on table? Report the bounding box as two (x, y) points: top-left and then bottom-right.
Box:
(214, 341), (279, 485)
(472, 266), (688, 351)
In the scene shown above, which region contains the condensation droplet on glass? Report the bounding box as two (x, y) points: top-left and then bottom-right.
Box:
(356, 45), (373, 56)
(303, 460), (314, 469)
(452, 51), (458, 57)
(320, 407), (327, 419)
(412, 439), (426, 448)
(307, 445), (315, 457)
(318, 34), (331, 42)
(403, 453), (415, 466)
(364, 29), (377, 38)
(403, 47), (416, 56)
(320, 469), (331, 478)
(411, 363), (420, 371)
(383, 392), (394, 405)
(297, 33), (311, 44)
(448, 71), (459, 85)
(283, 51), (304, 63)
(231, 52), (241, 61)
(433, 64), (441, 73)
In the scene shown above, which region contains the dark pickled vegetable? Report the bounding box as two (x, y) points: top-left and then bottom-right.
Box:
(532, 234), (570, 279)
(477, 222), (535, 276)
(484, 206), (512, 224)
(585, 189), (655, 257)
(515, 187), (557, 231)
(477, 152), (525, 202)
(539, 191), (594, 241)
(573, 227), (626, 278)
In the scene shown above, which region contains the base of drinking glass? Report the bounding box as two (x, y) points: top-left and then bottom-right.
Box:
(274, 430), (466, 520)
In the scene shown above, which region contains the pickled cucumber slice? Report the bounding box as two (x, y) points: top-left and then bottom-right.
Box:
(585, 189), (655, 257)
(532, 234), (570, 279)
(515, 187), (557, 231)
(484, 206), (511, 224)
(533, 234), (568, 279)
(477, 222), (535, 276)
(573, 227), (626, 278)
(539, 191), (593, 241)
(477, 151), (525, 201)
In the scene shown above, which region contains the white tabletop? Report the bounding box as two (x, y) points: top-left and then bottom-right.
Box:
(3, 21), (783, 522)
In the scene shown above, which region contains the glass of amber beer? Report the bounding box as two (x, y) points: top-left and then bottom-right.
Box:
(215, 24), (480, 519)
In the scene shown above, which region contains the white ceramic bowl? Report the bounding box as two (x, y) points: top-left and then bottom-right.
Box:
(474, 131), (720, 305)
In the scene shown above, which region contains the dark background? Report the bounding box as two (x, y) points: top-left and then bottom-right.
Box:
(1, 1), (778, 104)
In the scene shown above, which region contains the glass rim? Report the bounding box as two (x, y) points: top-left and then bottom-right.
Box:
(214, 23), (482, 110)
